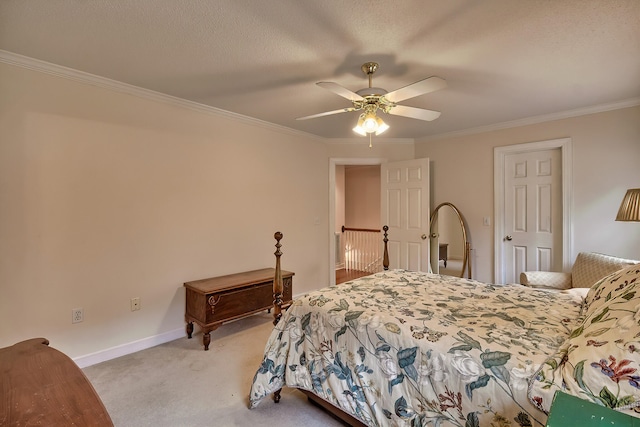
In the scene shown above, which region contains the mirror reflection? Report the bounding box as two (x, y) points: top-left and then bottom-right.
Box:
(429, 203), (471, 278)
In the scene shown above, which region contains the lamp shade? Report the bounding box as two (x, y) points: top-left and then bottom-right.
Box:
(353, 114), (367, 136)
(616, 188), (640, 222)
(374, 117), (389, 135)
(352, 110), (389, 136)
(362, 112), (378, 133)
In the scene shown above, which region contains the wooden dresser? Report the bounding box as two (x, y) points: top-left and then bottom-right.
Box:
(184, 268), (294, 350)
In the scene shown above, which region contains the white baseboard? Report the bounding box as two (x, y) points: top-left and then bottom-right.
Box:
(73, 302), (311, 368)
(74, 327), (185, 368)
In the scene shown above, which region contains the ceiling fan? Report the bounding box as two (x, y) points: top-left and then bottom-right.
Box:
(297, 62), (447, 136)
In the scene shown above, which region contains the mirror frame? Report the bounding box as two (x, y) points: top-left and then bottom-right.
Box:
(429, 202), (471, 278)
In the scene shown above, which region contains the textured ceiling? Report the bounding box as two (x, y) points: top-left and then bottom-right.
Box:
(1, 0), (639, 139)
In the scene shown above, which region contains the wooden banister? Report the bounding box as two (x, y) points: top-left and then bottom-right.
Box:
(383, 225), (389, 270)
(341, 226), (381, 233)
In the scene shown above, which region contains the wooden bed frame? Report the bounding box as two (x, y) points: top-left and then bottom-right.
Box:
(269, 226), (389, 426)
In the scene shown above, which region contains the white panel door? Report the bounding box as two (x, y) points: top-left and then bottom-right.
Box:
(502, 148), (562, 283)
(381, 158), (430, 271)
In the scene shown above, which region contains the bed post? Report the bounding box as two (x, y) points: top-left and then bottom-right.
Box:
(466, 241), (472, 279)
(273, 231), (284, 327)
(272, 231), (284, 403)
(383, 225), (389, 270)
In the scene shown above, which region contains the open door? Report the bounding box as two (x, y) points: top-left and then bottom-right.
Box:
(381, 158), (430, 271)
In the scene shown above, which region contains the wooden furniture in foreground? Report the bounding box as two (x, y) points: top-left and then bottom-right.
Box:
(270, 228), (388, 426)
(184, 266), (294, 350)
(0, 338), (114, 426)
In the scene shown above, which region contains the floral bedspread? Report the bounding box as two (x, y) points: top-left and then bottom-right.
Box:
(249, 270), (585, 426)
(528, 264), (640, 418)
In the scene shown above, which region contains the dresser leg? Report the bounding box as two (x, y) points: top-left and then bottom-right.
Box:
(186, 322), (194, 339)
(203, 331), (211, 351)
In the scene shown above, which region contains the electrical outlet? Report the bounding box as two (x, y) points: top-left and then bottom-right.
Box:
(72, 308), (84, 324)
(130, 297), (141, 311)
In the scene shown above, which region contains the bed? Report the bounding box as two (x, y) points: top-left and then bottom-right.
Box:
(249, 231), (640, 426)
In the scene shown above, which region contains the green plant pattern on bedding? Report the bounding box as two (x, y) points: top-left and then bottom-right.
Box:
(249, 270), (584, 426)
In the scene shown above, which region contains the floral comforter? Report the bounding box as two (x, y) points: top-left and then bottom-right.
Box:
(249, 270), (585, 426)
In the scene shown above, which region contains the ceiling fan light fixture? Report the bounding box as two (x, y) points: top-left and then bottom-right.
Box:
(375, 117), (389, 135)
(303, 62), (446, 139)
(352, 125), (367, 136)
(353, 114), (367, 136)
(353, 110), (388, 136)
(362, 111), (379, 133)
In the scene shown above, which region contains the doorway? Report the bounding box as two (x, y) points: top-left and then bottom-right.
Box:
(330, 157), (431, 284)
(329, 158), (384, 286)
(335, 163), (382, 284)
(494, 138), (573, 284)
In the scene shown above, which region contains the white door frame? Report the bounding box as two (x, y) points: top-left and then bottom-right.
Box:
(329, 157), (386, 286)
(494, 138), (573, 283)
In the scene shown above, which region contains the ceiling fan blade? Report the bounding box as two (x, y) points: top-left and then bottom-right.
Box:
(384, 76), (447, 103)
(296, 107), (357, 120)
(317, 82), (365, 102)
(388, 105), (441, 121)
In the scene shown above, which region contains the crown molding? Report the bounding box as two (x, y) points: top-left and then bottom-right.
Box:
(419, 97), (640, 142)
(324, 137), (414, 145)
(0, 49), (324, 142)
(3, 50), (637, 146)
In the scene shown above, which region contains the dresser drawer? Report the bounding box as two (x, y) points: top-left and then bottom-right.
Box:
(206, 281), (272, 323)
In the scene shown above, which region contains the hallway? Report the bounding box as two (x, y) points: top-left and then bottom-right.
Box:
(335, 268), (370, 284)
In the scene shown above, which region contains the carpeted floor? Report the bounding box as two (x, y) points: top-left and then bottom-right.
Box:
(83, 312), (348, 427)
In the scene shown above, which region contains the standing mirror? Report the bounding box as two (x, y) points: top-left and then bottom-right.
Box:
(429, 203), (471, 278)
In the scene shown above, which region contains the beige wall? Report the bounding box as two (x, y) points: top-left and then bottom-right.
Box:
(415, 106), (640, 283)
(2, 58), (637, 363)
(344, 165), (381, 230)
(326, 140), (415, 162)
(0, 62), (332, 359)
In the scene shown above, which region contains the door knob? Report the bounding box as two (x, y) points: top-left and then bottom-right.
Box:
(421, 234), (427, 240)
(505, 235), (513, 241)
